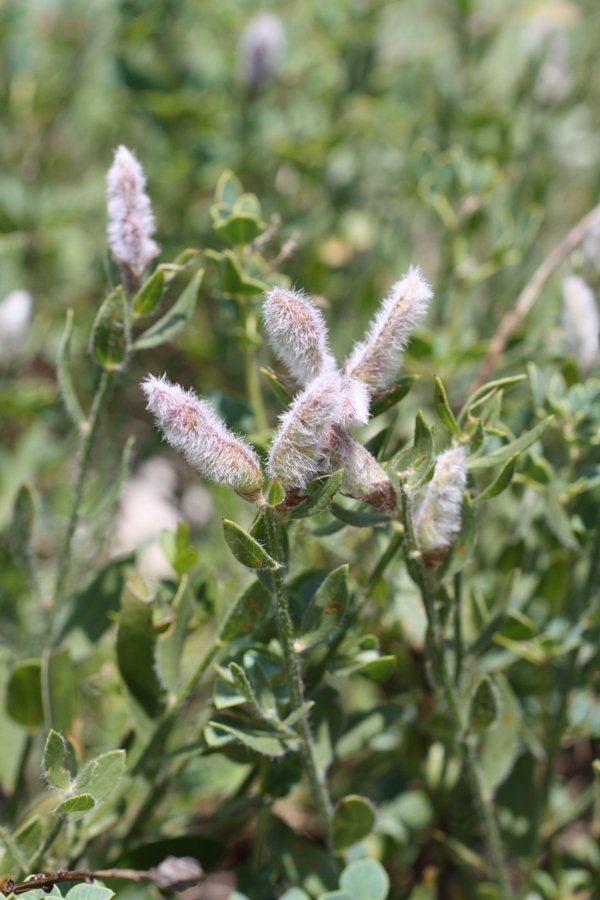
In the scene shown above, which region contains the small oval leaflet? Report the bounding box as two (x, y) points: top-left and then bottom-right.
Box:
(333, 794), (376, 851)
(222, 519), (280, 570)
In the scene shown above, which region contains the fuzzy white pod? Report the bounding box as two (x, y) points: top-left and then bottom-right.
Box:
(268, 370), (345, 491)
(141, 374), (263, 501)
(107, 146), (160, 278)
(263, 287), (337, 386)
(338, 376), (370, 427)
(325, 427), (396, 512)
(239, 12), (285, 91)
(0, 290), (32, 365)
(414, 446), (467, 556)
(345, 267), (432, 393)
(562, 275), (600, 373)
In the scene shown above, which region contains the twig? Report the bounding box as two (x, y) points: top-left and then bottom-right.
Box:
(1, 866), (189, 896)
(472, 202), (600, 393)
(265, 230), (300, 274)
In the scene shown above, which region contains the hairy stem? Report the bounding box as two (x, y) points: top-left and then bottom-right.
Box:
(400, 484), (513, 898)
(28, 814), (66, 872)
(240, 298), (267, 432)
(263, 506), (334, 849)
(52, 369), (115, 620)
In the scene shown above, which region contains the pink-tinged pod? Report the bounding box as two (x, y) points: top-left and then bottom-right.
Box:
(414, 446), (467, 556)
(107, 146), (160, 278)
(141, 375), (263, 502)
(268, 370), (344, 491)
(325, 426), (396, 512)
(345, 266), (432, 393)
(263, 287), (337, 386)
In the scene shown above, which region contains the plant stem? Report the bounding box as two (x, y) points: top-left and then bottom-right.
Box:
(28, 814), (66, 872)
(453, 572), (463, 686)
(400, 484), (513, 899)
(240, 298), (267, 432)
(52, 369), (115, 619)
(263, 506), (335, 849)
(6, 733), (33, 825)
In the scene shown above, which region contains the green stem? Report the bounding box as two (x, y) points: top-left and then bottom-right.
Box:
(6, 733), (34, 824)
(400, 484), (513, 899)
(28, 814), (66, 871)
(53, 369), (115, 620)
(263, 506), (335, 849)
(453, 572), (463, 686)
(240, 299), (267, 432)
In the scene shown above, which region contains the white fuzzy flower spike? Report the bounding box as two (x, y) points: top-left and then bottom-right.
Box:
(141, 375), (263, 502)
(0, 290), (32, 365)
(414, 446), (467, 559)
(345, 267), (432, 393)
(107, 146), (160, 278)
(561, 275), (600, 373)
(263, 287), (337, 386)
(268, 370), (344, 492)
(239, 12), (285, 91)
(325, 427), (396, 512)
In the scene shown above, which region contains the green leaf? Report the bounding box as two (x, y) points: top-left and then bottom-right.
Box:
(11, 482), (37, 566)
(333, 795), (377, 851)
(297, 566), (349, 652)
(90, 285), (128, 370)
(7, 660), (44, 728)
(368, 375), (421, 418)
(260, 366), (293, 403)
(330, 503), (391, 528)
(433, 375), (464, 439)
(75, 750), (126, 803)
(43, 729), (71, 790)
(392, 410), (433, 475)
(116, 582), (166, 719)
(229, 663), (261, 712)
(269, 480), (284, 506)
(66, 886), (115, 900)
(474, 453), (519, 504)
(55, 793), (96, 814)
(214, 169), (243, 209)
(480, 674), (520, 792)
(132, 267), (165, 318)
(279, 891), (310, 900)
(56, 554), (135, 643)
(160, 520), (199, 577)
(42, 646), (77, 734)
(459, 374), (527, 424)
(353, 655), (396, 682)
(468, 417), (553, 470)
(438, 492), (476, 578)
(222, 519), (279, 570)
(133, 268), (204, 350)
(57, 309), (85, 427)
(497, 609), (537, 641)
(470, 676), (499, 732)
(220, 250), (266, 297)
(468, 419), (484, 455)
(207, 720), (288, 757)
(289, 471), (344, 520)
(339, 859), (390, 900)
(214, 212), (267, 246)
(13, 816), (43, 860)
(219, 579), (273, 642)
(158, 576), (195, 693)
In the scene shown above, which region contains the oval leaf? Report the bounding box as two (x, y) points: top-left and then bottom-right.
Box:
(433, 375), (464, 439)
(132, 267), (165, 318)
(43, 729), (71, 790)
(330, 503), (391, 528)
(75, 750), (126, 803)
(339, 859), (390, 900)
(7, 660), (44, 728)
(333, 795), (377, 851)
(133, 268), (204, 350)
(116, 582), (166, 718)
(468, 416), (553, 470)
(474, 453), (519, 504)
(90, 286), (128, 370)
(470, 675), (499, 733)
(57, 309), (85, 427)
(54, 793), (96, 814)
(370, 375), (420, 418)
(214, 212), (267, 246)
(222, 519), (279, 570)
(207, 721), (287, 758)
(297, 565), (349, 652)
(289, 470), (344, 520)
(220, 579), (273, 641)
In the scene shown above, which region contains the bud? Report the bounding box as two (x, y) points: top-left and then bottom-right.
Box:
(562, 275), (600, 373)
(263, 287), (336, 386)
(325, 427), (396, 512)
(0, 290), (32, 365)
(413, 447), (467, 557)
(238, 12), (285, 92)
(141, 375), (263, 502)
(345, 267), (432, 393)
(268, 370), (344, 491)
(106, 146), (160, 279)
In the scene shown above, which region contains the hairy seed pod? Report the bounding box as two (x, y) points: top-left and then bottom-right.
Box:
(414, 446), (467, 556)
(562, 275), (600, 373)
(238, 12), (285, 92)
(107, 146), (160, 278)
(0, 290), (32, 365)
(268, 370), (344, 491)
(345, 266), (432, 393)
(338, 376), (370, 427)
(141, 375), (263, 502)
(263, 287), (337, 386)
(325, 427), (396, 512)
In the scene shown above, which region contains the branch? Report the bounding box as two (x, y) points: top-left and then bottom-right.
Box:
(472, 202), (600, 393)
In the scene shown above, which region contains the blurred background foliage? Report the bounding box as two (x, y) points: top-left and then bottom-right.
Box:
(2, 0), (600, 898)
